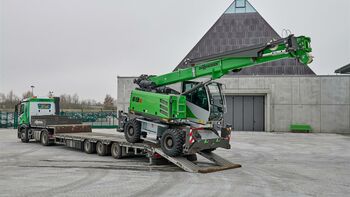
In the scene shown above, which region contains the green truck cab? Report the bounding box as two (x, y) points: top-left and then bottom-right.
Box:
(15, 97), (58, 143)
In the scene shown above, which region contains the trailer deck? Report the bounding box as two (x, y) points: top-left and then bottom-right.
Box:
(53, 131), (241, 173)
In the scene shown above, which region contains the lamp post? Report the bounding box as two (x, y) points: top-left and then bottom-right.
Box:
(30, 85), (35, 96)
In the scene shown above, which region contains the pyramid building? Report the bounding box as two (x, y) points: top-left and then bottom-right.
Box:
(175, 0), (315, 75)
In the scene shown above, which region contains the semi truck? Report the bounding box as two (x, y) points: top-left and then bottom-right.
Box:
(15, 35), (313, 173)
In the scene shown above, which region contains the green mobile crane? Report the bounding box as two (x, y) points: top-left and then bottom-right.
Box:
(118, 35), (313, 157)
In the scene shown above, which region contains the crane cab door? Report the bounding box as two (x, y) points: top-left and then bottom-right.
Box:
(182, 81), (226, 124)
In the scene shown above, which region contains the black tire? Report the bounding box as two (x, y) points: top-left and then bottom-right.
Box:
(160, 129), (185, 157)
(84, 140), (95, 154)
(41, 130), (50, 146)
(20, 128), (29, 143)
(96, 141), (108, 156)
(111, 142), (123, 159)
(17, 130), (21, 139)
(186, 154), (197, 162)
(124, 119), (141, 143)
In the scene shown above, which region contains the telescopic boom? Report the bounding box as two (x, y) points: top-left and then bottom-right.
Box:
(135, 35), (312, 89)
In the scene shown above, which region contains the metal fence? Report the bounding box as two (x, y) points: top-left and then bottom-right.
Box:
(60, 111), (118, 129)
(0, 111), (118, 129)
(0, 112), (16, 128)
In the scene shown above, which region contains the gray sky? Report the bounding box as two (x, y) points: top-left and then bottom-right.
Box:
(1, 0), (349, 101)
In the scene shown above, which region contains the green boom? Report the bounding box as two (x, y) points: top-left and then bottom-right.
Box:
(149, 35), (312, 87)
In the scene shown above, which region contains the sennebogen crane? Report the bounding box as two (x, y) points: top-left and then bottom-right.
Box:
(118, 34), (313, 157)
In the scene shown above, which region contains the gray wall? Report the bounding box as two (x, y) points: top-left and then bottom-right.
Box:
(117, 76), (350, 133)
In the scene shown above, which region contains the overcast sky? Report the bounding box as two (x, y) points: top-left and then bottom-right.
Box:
(1, 0), (349, 101)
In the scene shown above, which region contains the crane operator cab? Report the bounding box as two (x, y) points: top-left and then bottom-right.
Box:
(182, 81), (227, 125)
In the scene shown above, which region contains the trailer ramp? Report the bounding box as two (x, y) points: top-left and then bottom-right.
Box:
(153, 148), (241, 173)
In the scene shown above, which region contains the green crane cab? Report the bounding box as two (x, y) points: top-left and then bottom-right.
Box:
(120, 35), (313, 157)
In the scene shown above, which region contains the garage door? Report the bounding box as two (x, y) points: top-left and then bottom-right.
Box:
(224, 96), (265, 131)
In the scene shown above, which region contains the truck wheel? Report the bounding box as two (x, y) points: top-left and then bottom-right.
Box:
(83, 140), (95, 154)
(124, 119), (141, 143)
(20, 128), (29, 143)
(111, 142), (123, 159)
(96, 141), (108, 156)
(186, 154), (197, 162)
(17, 130), (21, 139)
(41, 130), (50, 146)
(160, 129), (185, 157)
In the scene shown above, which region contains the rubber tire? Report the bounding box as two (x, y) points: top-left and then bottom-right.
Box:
(20, 128), (29, 143)
(41, 130), (50, 146)
(111, 142), (123, 159)
(160, 129), (185, 157)
(84, 140), (95, 154)
(96, 141), (108, 156)
(186, 154), (197, 162)
(124, 119), (141, 143)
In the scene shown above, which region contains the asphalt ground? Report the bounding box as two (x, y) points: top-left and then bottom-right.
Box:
(0, 129), (349, 197)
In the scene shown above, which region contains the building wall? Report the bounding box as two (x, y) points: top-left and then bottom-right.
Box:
(117, 76), (350, 133)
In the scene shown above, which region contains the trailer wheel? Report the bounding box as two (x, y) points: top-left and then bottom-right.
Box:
(111, 142), (123, 159)
(160, 129), (185, 157)
(41, 130), (50, 146)
(124, 119), (141, 143)
(83, 140), (95, 154)
(20, 128), (29, 143)
(84, 140), (96, 154)
(96, 141), (108, 156)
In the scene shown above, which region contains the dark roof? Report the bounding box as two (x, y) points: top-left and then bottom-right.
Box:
(174, 0), (315, 75)
(335, 63), (350, 74)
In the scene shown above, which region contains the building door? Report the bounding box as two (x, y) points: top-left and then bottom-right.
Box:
(224, 96), (265, 131)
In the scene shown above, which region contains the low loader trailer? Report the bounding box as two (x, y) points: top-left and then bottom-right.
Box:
(15, 97), (241, 173)
(54, 131), (242, 173)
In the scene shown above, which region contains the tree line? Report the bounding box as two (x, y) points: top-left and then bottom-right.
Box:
(0, 91), (116, 111)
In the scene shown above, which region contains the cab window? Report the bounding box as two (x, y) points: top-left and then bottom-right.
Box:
(185, 86), (209, 111)
(19, 104), (25, 115)
(38, 103), (51, 109)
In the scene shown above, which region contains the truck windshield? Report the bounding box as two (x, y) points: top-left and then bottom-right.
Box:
(207, 83), (225, 121)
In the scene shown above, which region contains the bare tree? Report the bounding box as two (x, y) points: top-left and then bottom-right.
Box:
(22, 91), (33, 99)
(103, 94), (115, 110)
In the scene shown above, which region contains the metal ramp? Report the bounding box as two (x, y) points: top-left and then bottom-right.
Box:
(153, 148), (241, 173)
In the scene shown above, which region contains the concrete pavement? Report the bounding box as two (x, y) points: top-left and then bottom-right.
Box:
(0, 129), (349, 197)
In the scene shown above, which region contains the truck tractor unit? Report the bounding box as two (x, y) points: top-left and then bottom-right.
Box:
(16, 97), (91, 145)
(118, 35), (313, 157)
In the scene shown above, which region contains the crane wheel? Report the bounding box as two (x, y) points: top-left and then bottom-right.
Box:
(124, 119), (141, 143)
(96, 141), (108, 156)
(83, 140), (95, 154)
(111, 142), (123, 159)
(160, 129), (185, 157)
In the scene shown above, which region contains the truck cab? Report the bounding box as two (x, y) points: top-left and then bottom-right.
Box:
(16, 97), (59, 143)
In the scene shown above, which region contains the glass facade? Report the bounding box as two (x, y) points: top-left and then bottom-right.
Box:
(225, 0), (257, 14)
